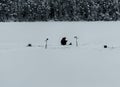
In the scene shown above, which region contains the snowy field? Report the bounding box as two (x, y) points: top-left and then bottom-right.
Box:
(0, 22), (120, 87)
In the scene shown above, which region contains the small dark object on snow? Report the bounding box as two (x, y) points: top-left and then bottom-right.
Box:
(104, 45), (107, 48)
(27, 44), (32, 47)
(45, 38), (49, 49)
(61, 37), (68, 45)
(46, 38), (49, 41)
(69, 42), (72, 45)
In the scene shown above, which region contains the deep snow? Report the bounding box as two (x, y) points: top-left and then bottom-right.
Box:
(0, 22), (120, 87)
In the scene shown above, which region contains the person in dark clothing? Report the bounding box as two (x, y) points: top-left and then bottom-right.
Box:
(27, 43), (32, 47)
(61, 37), (68, 45)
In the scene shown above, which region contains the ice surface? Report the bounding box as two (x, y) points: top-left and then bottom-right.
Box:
(0, 22), (120, 87)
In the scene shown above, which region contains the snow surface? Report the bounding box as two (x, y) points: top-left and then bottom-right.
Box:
(0, 22), (120, 87)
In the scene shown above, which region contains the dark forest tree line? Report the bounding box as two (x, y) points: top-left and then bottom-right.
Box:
(0, 0), (120, 21)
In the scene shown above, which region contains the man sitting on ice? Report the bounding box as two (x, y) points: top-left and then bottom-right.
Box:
(61, 37), (68, 46)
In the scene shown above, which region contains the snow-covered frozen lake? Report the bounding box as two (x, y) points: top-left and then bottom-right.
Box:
(0, 22), (120, 87)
